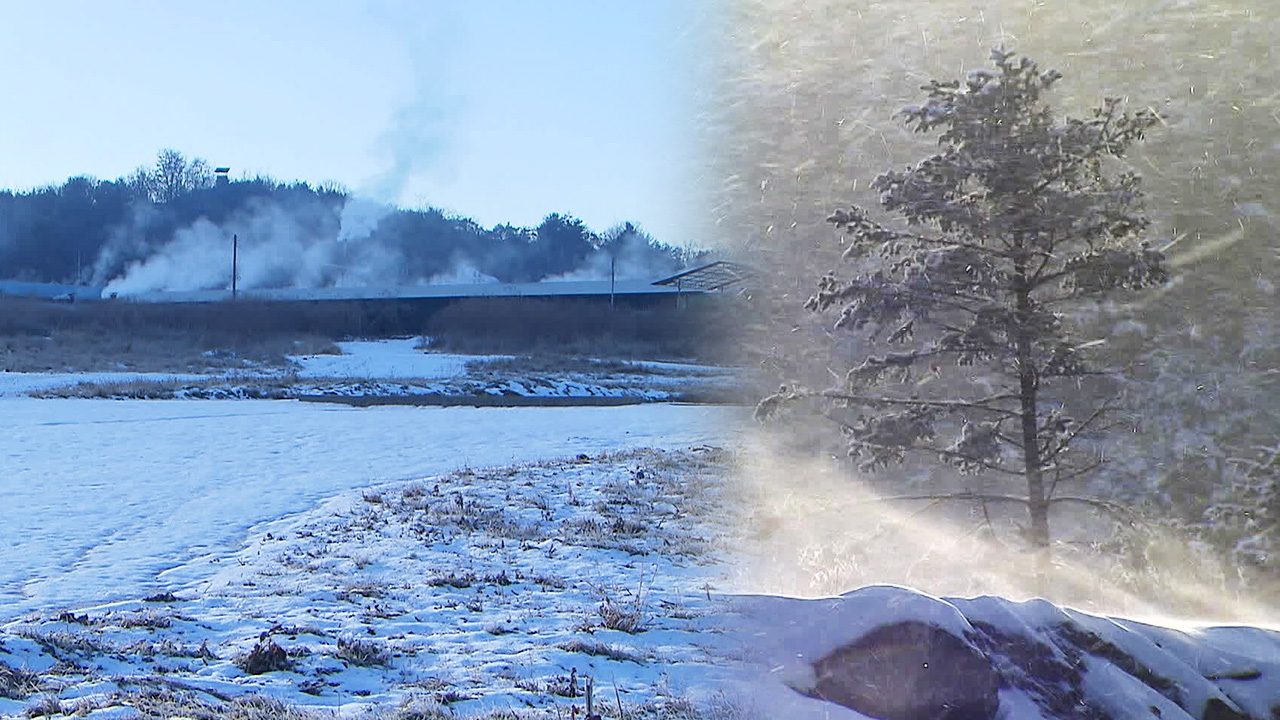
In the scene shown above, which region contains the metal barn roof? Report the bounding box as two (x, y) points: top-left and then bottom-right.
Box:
(651, 261), (756, 292)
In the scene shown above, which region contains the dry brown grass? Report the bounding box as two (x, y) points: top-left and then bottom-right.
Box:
(0, 328), (338, 374)
(0, 661), (41, 700)
(421, 297), (738, 363)
(463, 354), (723, 377)
(0, 297), (344, 373)
(38, 376), (298, 399)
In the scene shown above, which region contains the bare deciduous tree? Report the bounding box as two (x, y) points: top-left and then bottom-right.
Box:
(130, 148), (213, 203)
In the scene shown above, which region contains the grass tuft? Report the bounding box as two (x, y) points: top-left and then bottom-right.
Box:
(336, 636), (392, 667)
(596, 599), (647, 634)
(22, 695), (62, 718)
(559, 638), (646, 664)
(0, 661), (41, 700)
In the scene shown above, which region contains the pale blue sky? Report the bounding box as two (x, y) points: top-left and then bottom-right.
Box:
(0, 2), (711, 246)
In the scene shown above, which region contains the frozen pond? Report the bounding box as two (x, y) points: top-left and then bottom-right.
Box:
(0, 398), (743, 620)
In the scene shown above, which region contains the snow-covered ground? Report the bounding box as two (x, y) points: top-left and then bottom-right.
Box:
(0, 371), (210, 397)
(289, 338), (501, 380)
(0, 337), (750, 718)
(0, 448), (743, 719)
(0, 399), (743, 621)
(4, 338), (741, 404)
(18, 341), (1277, 719)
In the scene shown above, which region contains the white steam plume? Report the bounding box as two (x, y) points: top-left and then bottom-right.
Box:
(424, 256), (500, 285)
(337, 198), (391, 243)
(102, 198), (386, 296)
(546, 227), (683, 282)
(97, 200), (687, 297)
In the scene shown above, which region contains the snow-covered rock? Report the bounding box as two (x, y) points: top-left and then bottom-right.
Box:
(727, 585), (1280, 720)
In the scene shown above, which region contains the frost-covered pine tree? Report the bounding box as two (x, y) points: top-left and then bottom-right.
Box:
(758, 49), (1167, 580)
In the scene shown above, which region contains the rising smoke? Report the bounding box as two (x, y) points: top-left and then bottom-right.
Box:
(97, 195), (684, 297)
(97, 201), (372, 295)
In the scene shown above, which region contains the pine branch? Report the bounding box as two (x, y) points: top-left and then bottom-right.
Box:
(918, 318), (977, 336)
(1040, 399), (1119, 460)
(855, 345), (1014, 367)
(839, 436), (1025, 477)
(1046, 495), (1147, 527)
(993, 430), (1023, 448)
(1027, 102), (1120, 197)
(860, 492), (1032, 506)
(1039, 368), (1119, 380)
(1030, 250), (1056, 287)
(860, 492), (1147, 527)
(832, 282), (994, 313)
(820, 390), (1022, 418)
(928, 342), (1018, 362)
(829, 209), (1016, 260)
(1046, 456), (1107, 498)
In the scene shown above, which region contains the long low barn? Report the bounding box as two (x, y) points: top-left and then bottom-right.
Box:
(0, 280), (105, 302)
(0, 266), (747, 338)
(113, 278), (690, 305)
(0, 261), (754, 306)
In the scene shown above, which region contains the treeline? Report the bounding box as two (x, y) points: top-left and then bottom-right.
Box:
(0, 149), (696, 288)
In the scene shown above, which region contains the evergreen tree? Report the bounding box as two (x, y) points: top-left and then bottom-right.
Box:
(758, 49), (1168, 581)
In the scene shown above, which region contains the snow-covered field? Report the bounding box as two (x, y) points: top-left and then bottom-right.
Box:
(2, 339), (741, 404)
(0, 399), (741, 621)
(0, 371), (211, 398)
(289, 339), (496, 380)
(0, 338), (748, 717)
(0, 447), (744, 719)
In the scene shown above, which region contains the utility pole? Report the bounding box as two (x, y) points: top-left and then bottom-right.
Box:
(231, 233), (239, 298)
(609, 255), (616, 311)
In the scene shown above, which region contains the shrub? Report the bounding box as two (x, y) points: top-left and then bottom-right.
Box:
(236, 640), (291, 674)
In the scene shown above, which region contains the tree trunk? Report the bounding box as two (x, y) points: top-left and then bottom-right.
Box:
(1014, 279), (1051, 592)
